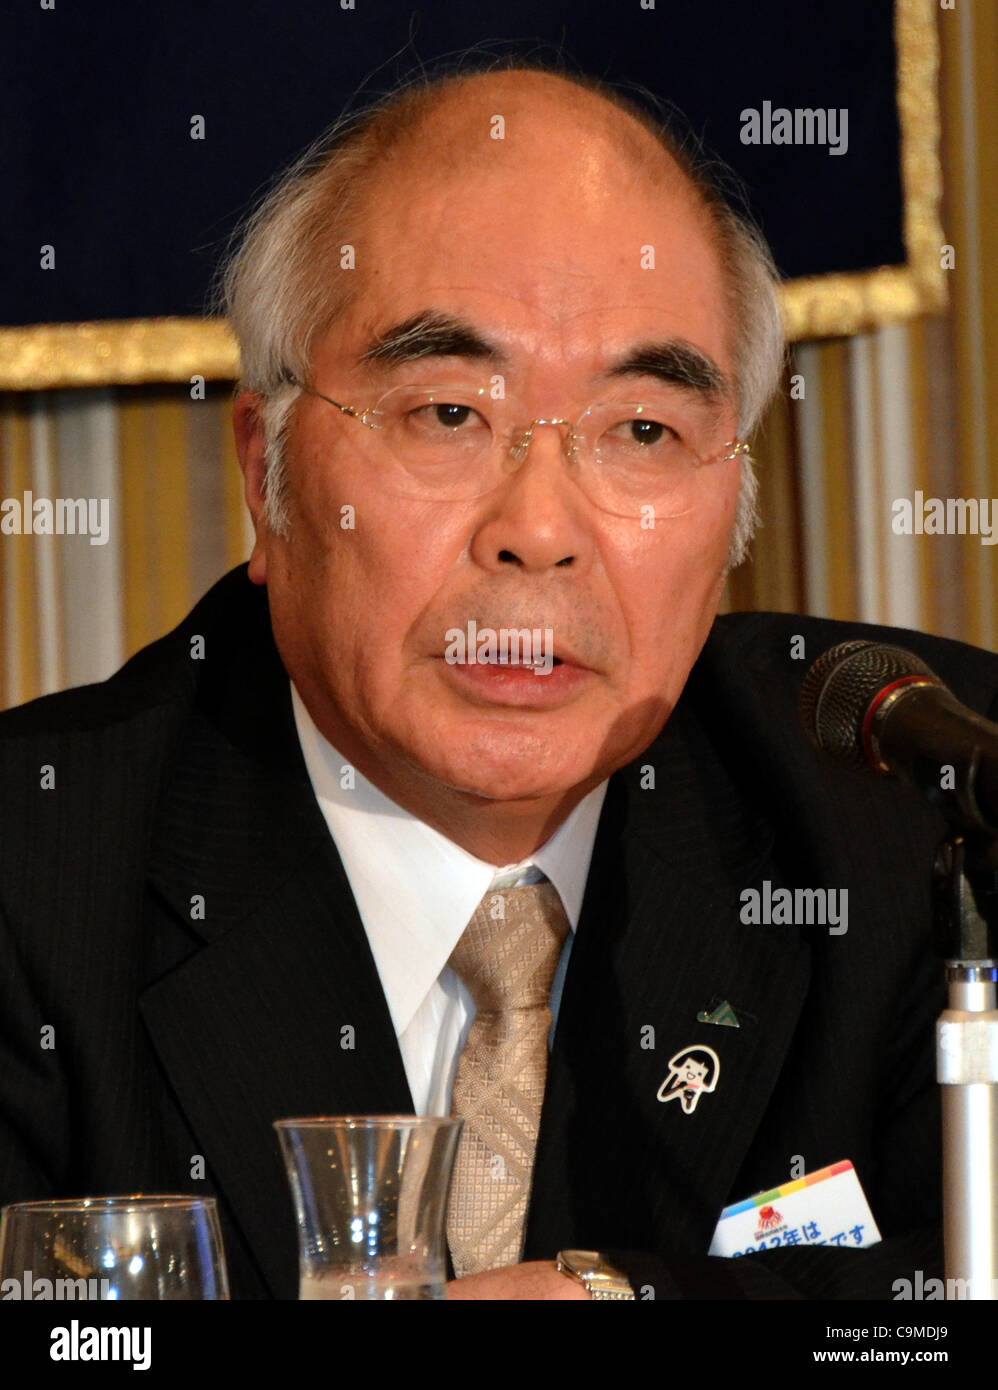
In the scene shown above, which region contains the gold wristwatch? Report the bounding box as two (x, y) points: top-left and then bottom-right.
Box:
(556, 1249), (635, 1300)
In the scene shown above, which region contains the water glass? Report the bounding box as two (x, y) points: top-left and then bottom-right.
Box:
(274, 1115), (462, 1300)
(0, 1195), (229, 1300)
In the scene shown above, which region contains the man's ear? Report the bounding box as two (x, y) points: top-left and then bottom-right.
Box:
(233, 391), (272, 586)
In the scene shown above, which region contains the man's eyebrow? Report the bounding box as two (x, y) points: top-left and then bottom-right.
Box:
(603, 341), (729, 397)
(358, 319), (727, 397)
(359, 311), (507, 367)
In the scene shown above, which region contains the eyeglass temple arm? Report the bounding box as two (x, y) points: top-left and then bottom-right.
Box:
(281, 375), (366, 422)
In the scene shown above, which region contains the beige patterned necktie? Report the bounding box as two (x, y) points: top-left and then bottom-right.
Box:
(446, 880), (570, 1278)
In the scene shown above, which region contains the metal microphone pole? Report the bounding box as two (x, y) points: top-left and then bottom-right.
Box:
(934, 835), (998, 1299)
(798, 638), (998, 1297)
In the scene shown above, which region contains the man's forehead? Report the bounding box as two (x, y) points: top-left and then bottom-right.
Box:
(306, 78), (732, 386)
(317, 234), (733, 388)
(355, 153), (709, 272)
(332, 147), (729, 379)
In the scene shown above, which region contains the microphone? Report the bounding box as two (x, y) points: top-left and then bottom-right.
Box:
(799, 639), (998, 834)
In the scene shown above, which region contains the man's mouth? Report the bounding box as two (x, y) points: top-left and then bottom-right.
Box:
(436, 649), (592, 707)
(489, 655), (564, 669)
(434, 619), (597, 705)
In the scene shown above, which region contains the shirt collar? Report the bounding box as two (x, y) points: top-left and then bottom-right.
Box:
(290, 683), (608, 1036)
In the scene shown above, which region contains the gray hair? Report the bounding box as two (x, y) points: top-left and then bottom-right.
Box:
(220, 62), (785, 565)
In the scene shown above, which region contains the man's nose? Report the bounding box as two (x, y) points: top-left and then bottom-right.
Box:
(468, 419), (595, 574)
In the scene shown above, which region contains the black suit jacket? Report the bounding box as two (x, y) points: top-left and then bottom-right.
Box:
(2, 567), (997, 1299)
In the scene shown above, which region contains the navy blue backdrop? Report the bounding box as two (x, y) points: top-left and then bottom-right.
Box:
(1, 0), (902, 327)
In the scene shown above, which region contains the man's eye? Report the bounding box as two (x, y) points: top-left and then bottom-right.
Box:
(630, 418), (664, 446)
(608, 417), (671, 447)
(424, 403), (474, 429)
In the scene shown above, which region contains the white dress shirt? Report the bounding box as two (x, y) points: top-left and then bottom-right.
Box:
(290, 684), (608, 1116)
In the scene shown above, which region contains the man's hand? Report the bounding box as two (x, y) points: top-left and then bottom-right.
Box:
(446, 1259), (591, 1300)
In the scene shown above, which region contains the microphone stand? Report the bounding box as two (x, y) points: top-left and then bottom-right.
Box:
(934, 834), (998, 1299)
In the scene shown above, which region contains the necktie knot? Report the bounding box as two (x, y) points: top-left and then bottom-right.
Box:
(448, 882), (570, 1014)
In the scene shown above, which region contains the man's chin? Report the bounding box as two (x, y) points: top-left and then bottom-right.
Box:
(390, 697), (663, 808)
(401, 739), (600, 807)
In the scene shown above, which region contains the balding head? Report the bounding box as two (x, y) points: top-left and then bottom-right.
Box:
(357, 67), (683, 189)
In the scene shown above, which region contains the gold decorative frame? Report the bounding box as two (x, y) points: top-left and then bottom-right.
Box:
(780, 0), (945, 340)
(0, 0), (944, 390)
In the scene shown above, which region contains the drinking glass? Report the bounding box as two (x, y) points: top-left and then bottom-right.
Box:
(0, 1195), (230, 1300)
(274, 1115), (462, 1300)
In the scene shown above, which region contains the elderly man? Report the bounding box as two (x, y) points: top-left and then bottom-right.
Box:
(1, 64), (996, 1301)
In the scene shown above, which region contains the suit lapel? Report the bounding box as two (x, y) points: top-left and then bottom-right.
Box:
(138, 586), (411, 1298)
(525, 689), (812, 1261)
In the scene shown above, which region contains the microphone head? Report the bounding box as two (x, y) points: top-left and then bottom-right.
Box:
(799, 640), (941, 767)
